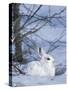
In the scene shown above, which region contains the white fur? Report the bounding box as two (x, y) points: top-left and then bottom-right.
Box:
(24, 48), (55, 79)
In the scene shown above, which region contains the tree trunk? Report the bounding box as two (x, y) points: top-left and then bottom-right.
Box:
(12, 4), (26, 63)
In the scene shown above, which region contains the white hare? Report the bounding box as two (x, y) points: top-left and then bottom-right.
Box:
(23, 48), (55, 79)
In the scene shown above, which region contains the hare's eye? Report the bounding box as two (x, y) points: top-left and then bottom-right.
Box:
(47, 57), (50, 60)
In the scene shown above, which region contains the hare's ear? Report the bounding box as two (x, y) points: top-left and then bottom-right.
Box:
(37, 47), (42, 55)
(41, 48), (46, 56)
(37, 47), (46, 56)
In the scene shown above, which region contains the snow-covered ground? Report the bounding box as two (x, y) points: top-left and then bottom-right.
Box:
(12, 73), (66, 87)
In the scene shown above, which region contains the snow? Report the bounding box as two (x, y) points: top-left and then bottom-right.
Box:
(12, 73), (66, 87)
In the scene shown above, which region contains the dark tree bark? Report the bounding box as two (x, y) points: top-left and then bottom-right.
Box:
(12, 4), (26, 63)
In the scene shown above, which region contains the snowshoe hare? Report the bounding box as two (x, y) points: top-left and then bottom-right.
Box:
(23, 48), (55, 79)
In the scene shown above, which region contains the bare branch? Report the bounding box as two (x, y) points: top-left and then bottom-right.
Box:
(17, 5), (42, 31)
(12, 64), (26, 75)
